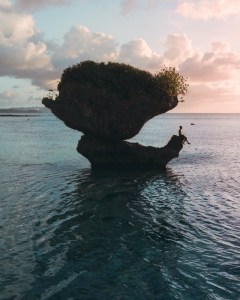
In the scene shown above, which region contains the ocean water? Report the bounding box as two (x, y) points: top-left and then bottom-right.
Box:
(0, 113), (239, 300)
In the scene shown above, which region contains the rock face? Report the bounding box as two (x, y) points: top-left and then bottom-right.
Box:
(77, 135), (183, 169)
(42, 61), (183, 168)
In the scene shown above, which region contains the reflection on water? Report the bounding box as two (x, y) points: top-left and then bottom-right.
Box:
(20, 168), (185, 299)
(1, 164), (240, 299)
(1, 166), (190, 299)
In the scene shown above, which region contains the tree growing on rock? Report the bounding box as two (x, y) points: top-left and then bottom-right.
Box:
(155, 66), (189, 102)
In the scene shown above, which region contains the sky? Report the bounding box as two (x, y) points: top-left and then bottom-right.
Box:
(0, 0), (240, 112)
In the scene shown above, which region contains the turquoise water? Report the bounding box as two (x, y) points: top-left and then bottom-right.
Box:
(0, 113), (240, 299)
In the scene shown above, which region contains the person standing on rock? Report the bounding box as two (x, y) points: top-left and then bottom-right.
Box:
(179, 126), (190, 145)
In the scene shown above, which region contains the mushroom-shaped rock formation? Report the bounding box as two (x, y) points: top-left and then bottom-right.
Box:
(42, 61), (185, 168)
(43, 61), (178, 141)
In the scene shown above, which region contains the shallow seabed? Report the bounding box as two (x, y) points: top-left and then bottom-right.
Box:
(0, 113), (240, 299)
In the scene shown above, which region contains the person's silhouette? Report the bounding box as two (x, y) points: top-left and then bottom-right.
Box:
(178, 126), (190, 145)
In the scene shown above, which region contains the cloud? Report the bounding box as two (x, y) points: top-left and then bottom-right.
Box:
(0, 12), (36, 45)
(120, 0), (157, 15)
(15, 0), (72, 11)
(0, 87), (45, 107)
(0, 4), (121, 91)
(176, 0), (240, 20)
(163, 34), (194, 66)
(0, 90), (16, 99)
(120, 0), (138, 14)
(0, 89), (17, 106)
(0, 2), (58, 89)
(0, 0), (12, 11)
(52, 25), (118, 70)
(119, 38), (163, 70)
(187, 82), (237, 102)
(179, 42), (240, 82)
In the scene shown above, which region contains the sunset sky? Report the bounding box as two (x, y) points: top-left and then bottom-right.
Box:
(0, 0), (240, 112)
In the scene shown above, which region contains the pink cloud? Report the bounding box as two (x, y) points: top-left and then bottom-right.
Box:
(120, 0), (157, 15)
(119, 38), (163, 70)
(120, 0), (138, 15)
(52, 25), (118, 70)
(0, 3), (57, 89)
(179, 42), (240, 82)
(163, 34), (194, 66)
(176, 0), (240, 20)
(15, 0), (72, 11)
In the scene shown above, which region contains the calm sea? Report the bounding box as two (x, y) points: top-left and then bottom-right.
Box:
(0, 113), (239, 299)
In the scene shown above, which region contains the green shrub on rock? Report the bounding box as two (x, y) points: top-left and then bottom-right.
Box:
(59, 61), (188, 102)
(155, 66), (189, 101)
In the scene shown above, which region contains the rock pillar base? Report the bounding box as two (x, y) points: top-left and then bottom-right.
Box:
(77, 135), (183, 169)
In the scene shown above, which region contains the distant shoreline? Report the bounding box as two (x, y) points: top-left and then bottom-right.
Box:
(0, 114), (40, 117)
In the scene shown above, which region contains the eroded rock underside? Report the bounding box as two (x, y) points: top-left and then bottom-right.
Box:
(42, 61), (183, 168)
(77, 135), (183, 169)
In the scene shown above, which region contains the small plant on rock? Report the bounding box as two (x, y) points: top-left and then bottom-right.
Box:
(155, 67), (189, 102)
(47, 89), (58, 100)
